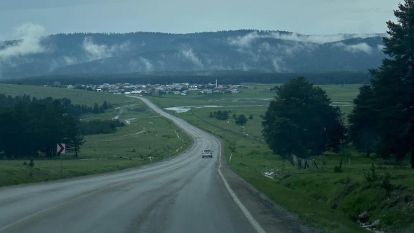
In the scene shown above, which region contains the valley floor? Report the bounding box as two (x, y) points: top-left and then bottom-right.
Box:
(149, 84), (414, 233)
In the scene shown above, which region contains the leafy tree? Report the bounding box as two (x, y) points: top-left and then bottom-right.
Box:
(349, 0), (414, 168)
(235, 114), (248, 126)
(262, 77), (345, 162)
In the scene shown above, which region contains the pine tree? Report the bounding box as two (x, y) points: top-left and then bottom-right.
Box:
(350, 0), (414, 167)
(349, 86), (379, 157)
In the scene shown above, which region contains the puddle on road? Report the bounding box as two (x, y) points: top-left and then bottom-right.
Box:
(165, 105), (221, 113)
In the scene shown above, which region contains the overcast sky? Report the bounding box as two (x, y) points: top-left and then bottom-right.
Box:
(0, 0), (401, 40)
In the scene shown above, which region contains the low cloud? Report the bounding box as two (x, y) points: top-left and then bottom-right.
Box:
(260, 41), (314, 57)
(228, 32), (261, 48)
(239, 63), (250, 71)
(62, 56), (77, 65)
(126, 57), (154, 73)
(0, 23), (47, 61)
(334, 42), (374, 54)
(271, 57), (285, 72)
(136, 57), (154, 72)
(83, 37), (111, 60)
(377, 44), (385, 52)
(83, 37), (129, 61)
(180, 48), (204, 68)
(270, 32), (384, 44)
(228, 31), (384, 48)
(139, 57), (153, 72)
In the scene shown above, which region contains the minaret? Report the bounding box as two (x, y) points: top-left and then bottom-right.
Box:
(215, 79), (218, 88)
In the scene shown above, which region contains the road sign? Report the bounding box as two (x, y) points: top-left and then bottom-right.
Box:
(57, 143), (66, 155)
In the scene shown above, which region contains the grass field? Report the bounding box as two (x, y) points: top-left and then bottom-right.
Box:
(149, 84), (414, 233)
(0, 84), (191, 187)
(0, 83), (131, 106)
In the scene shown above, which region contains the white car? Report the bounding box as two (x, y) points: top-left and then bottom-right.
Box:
(201, 149), (213, 158)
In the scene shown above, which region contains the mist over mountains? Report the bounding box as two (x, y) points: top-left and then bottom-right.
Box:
(0, 28), (385, 80)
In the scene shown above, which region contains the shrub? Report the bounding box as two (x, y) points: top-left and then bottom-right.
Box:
(364, 163), (378, 183)
(381, 173), (394, 195)
(334, 160), (343, 173)
(235, 114), (248, 126)
(209, 110), (231, 120)
(80, 119), (124, 135)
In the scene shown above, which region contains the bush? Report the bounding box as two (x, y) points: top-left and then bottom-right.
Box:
(235, 114), (248, 126)
(381, 173), (394, 195)
(364, 163), (378, 183)
(334, 160), (343, 173)
(209, 110), (231, 120)
(80, 119), (124, 135)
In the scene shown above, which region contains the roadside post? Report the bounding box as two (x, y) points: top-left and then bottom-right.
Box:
(57, 143), (66, 178)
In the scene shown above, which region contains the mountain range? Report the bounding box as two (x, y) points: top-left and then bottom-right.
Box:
(0, 29), (385, 80)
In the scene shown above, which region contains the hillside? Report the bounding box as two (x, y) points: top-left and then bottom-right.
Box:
(0, 30), (384, 79)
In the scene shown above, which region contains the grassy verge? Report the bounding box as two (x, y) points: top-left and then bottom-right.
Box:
(149, 84), (414, 233)
(0, 84), (191, 187)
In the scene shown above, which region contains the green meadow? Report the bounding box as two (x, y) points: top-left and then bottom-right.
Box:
(149, 84), (413, 233)
(0, 84), (191, 187)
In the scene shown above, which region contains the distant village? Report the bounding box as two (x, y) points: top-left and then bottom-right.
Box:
(66, 80), (245, 96)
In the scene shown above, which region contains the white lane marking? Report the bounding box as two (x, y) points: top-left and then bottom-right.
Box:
(217, 141), (267, 233)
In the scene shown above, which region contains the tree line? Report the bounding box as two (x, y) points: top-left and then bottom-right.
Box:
(0, 95), (83, 158)
(263, 0), (414, 168)
(0, 94), (114, 159)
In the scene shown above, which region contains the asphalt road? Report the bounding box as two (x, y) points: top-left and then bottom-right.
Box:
(0, 97), (260, 233)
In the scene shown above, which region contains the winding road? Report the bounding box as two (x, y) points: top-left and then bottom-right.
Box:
(0, 97), (264, 233)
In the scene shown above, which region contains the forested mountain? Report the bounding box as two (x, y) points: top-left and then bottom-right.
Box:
(0, 30), (385, 79)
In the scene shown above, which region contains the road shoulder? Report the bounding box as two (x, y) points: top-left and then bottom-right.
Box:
(218, 140), (320, 233)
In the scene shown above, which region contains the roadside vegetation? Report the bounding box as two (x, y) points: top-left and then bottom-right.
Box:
(150, 8), (414, 225)
(0, 84), (191, 187)
(150, 83), (413, 233)
(80, 119), (125, 135)
(262, 77), (346, 167)
(149, 22), (414, 230)
(0, 2), (412, 232)
(0, 94), (114, 158)
(209, 110), (251, 126)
